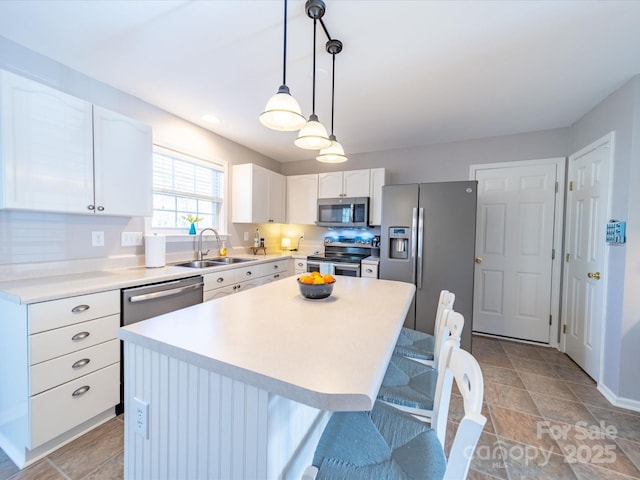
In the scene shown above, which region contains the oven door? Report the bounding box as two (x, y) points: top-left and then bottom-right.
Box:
(308, 260), (361, 277)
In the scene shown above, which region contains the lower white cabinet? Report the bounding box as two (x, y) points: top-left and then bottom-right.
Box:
(293, 258), (307, 275)
(362, 263), (379, 279)
(203, 259), (290, 301)
(0, 290), (120, 467)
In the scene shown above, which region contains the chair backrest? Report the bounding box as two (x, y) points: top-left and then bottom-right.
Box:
(433, 290), (455, 341)
(431, 339), (486, 479)
(433, 308), (464, 369)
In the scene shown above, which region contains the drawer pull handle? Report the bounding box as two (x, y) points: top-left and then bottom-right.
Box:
(71, 304), (90, 313)
(217, 277), (224, 283)
(72, 385), (90, 397)
(72, 358), (91, 369)
(246, 271), (252, 276)
(72, 331), (90, 341)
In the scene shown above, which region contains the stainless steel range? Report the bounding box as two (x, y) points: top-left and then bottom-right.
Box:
(307, 236), (373, 277)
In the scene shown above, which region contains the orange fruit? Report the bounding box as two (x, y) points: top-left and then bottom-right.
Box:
(323, 274), (335, 283)
(303, 276), (315, 284)
(310, 271), (321, 277)
(313, 277), (325, 284)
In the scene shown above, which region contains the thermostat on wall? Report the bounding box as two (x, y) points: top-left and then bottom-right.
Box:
(606, 220), (626, 245)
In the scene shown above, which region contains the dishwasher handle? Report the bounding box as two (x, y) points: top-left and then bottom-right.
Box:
(128, 282), (204, 303)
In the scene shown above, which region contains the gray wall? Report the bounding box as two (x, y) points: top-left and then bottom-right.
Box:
(282, 128), (569, 184)
(568, 76), (640, 403)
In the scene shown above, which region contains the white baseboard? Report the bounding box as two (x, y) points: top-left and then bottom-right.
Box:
(598, 383), (640, 413)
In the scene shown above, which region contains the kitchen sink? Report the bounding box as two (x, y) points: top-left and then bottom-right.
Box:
(175, 257), (257, 268)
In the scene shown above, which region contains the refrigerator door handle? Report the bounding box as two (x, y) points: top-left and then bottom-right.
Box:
(411, 207), (419, 284)
(416, 207), (424, 289)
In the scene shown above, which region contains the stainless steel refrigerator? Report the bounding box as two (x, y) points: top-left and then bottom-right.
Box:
(379, 182), (477, 351)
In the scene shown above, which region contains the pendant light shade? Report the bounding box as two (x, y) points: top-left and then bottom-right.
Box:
(259, 0), (305, 132)
(295, 114), (332, 150)
(316, 134), (347, 163)
(259, 85), (306, 131)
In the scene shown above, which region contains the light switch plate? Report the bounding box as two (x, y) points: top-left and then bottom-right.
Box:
(121, 232), (143, 247)
(92, 231), (104, 247)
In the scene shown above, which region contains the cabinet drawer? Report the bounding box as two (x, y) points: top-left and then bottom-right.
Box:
(30, 314), (119, 365)
(261, 260), (289, 277)
(362, 264), (379, 278)
(29, 290), (120, 334)
(293, 259), (307, 274)
(204, 270), (236, 291)
(235, 265), (259, 282)
(30, 339), (120, 396)
(29, 363), (119, 449)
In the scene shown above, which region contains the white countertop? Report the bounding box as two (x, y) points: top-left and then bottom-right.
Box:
(0, 254), (292, 304)
(118, 276), (415, 411)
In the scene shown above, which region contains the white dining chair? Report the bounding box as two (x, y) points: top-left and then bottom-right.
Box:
(303, 339), (486, 480)
(394, 290), (455, 366)
(378, 308), (464, 420)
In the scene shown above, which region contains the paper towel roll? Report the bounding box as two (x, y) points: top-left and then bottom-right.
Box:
(145, 234), (166, 268)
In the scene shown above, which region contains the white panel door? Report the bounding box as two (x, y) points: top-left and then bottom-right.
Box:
(563, 135), (611, 380)
(472, 162), (559, 342)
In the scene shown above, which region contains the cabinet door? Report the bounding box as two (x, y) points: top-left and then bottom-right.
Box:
(0, 70), (94, 213)
(368, 168), (387, 226)
(318, 172), (344, 198)
(232, 163), (270, 223)
(268, 171), (286, 223)
(287, 174), (318, 225)
(93, 106), (153, 217)
(343, 169), (370, 197)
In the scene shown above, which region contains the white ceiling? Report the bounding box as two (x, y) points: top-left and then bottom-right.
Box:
(1, 0), (640, 162)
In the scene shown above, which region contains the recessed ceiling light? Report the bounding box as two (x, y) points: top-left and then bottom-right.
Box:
(202, 114), (220, 124)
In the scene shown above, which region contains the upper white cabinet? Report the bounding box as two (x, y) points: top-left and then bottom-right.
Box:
(0, 69), (152, 216)
(286, 174), (318, 225)
(232, 163), (286, 223)
(369, 168), (389, 226)
(92, 106), (152, 217)
(318, 169), (370, 198)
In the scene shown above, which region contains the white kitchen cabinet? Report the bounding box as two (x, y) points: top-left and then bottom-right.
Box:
(361, 263), (379, 279)
(260, 259), (290, 283)
(0, 69), (152, 216)
(368, 168), (388, 226)
(232, 163), (286, 223)
(203, 259), (289, 301)
(0, 290), (120, 467)
(318, 169), (370, 199)
(286, 174), (318, 225)
(293, 258), (307, 275)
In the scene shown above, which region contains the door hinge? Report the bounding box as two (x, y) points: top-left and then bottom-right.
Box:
(549, 315), (552, 325)
(562, 324), (567, 334)
(569, 181), (574, 191)
(552, 249), (556, 260)
(566, 253), (570, 263)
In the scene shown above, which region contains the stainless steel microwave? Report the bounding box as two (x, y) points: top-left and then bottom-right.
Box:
(316, 197), (369, 227)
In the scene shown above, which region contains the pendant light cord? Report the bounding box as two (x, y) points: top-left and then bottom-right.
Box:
(330, 52), (335, 135)
(282, 0), (288, 86)
(312, 18), (317, 115)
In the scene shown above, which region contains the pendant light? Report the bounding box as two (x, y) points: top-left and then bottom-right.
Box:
(317, 39), (347, 163)
(294, 0), (332, 150)
(259, 0), (306, 131)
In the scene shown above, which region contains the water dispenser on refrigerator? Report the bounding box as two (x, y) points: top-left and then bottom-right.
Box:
(388, 227), (410, 260)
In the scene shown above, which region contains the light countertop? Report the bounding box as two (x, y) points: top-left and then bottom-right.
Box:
(0, 253), (292, 304)
(118, 276), (415, 411)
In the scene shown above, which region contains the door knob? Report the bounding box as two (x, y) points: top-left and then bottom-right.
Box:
(475, 257), (483, 264)
(587, 272), (601, 280)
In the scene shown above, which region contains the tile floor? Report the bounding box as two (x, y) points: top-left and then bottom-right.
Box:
(1, 335), (639, 479)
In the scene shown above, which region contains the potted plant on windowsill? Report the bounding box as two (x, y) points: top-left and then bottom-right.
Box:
(182, 214), (202, 235)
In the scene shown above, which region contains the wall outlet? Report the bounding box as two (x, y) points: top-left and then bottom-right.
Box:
(121, 231), (143, 247)
(133, 397), (149, 439)
(243, 231), (249, 241)
(91, 231), (104, 247)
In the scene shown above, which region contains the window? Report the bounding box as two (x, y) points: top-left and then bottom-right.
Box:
(151, 145), (225, 232)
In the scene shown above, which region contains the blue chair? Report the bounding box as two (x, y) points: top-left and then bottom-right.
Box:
(303, 340), (486, 480)
(394, 290), (455, 366)
(378, 308), (464, 420)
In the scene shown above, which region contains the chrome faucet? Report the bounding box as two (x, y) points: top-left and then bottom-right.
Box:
(197, 228), (220, 260)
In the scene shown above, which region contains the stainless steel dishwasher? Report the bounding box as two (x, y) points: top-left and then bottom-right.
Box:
(118, 275), (203, 412)
(121, 275), (204, 325)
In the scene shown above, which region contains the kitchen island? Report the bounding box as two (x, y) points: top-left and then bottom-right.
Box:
(118, 276), (415, 480)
